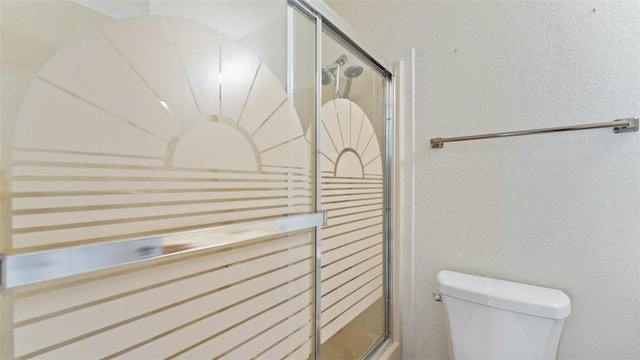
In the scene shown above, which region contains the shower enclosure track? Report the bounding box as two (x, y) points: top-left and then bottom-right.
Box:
(430, 117), (638, 148)
(0, 212), (326, 289)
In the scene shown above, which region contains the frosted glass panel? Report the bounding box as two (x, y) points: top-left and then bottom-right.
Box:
(319, 30), (387, 359)
(0, 1), (315, 359)
(10, 231), (314, 359)
(4, 9), (309, 253)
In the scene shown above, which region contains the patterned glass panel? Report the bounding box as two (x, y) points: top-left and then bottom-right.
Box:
(319, 31), (387, 359)
(0, 1), (316, 359)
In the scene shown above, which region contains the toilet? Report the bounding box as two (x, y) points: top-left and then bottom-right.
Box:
(436, 270), (571, 359)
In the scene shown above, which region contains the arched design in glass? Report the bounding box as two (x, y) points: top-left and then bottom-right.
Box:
(319, 98), (384, 345)
(4, 13), (315, 360)
(11, 16), (311, 252)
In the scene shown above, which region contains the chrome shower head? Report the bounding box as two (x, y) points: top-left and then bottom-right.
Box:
(326, 54), (347, 70)
(334, 54), (347, 67)
(344, 65), (363, 78)
(342, 66), (363, 99)
(322, 67), (332, 85)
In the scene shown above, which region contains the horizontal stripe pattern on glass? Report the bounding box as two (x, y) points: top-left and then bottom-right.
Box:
(319, 176), (384, 343)
(11, 232), (314, 359)
(9, 161), (313, 251)
(5, 212), (324, 288)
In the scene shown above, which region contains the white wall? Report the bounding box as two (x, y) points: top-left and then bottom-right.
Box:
(326, 1), (640, 359)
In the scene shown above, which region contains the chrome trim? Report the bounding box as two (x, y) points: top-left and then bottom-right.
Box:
(286, 4), (295, 102)
(363, 335), (392, 360)
(384, 71), (395, 342)
(314, 13), (324, 360)
(287, 0), (325, 357)
(1, 212), (324, 289)
(431, 117), (639, 148)
(288, 3), (395, 358)
(296, 0), (393, 73)
(320, 24), (392, 80)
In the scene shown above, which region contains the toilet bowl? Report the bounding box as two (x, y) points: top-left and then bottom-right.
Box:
(436, 270), (571, 359)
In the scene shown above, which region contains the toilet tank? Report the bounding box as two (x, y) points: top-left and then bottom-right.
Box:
(437, 270), (571, 360)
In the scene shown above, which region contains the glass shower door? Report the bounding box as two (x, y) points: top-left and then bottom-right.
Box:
(319, 29), (390, 359)
(0, 1), (318, 358)
(0, 1), (394, 358)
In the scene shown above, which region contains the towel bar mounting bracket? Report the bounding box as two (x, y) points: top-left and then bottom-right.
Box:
(614, 117), (639, 133)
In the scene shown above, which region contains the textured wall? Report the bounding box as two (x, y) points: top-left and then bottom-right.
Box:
(326, 1), (640, 359)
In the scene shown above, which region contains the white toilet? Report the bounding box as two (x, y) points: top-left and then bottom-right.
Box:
(436, 270), (571, 359)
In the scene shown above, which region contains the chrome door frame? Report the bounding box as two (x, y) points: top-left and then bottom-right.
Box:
(289, 1), (396, 358)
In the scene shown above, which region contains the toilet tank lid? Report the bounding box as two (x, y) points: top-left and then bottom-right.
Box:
(437, 270), (571, 319)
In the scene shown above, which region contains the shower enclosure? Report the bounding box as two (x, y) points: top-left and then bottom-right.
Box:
(0, 1), (394, 358)
(318, 28), (391, 359)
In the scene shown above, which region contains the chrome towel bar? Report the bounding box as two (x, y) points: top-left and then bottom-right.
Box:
(430, 117), (638, 148)
(0, 212), (325, 289)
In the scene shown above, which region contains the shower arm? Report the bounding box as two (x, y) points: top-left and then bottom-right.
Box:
(343, 78), (353, 99)
(334, 64), (341, 99)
